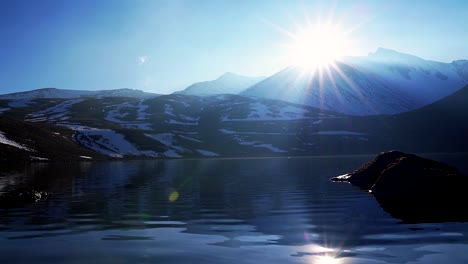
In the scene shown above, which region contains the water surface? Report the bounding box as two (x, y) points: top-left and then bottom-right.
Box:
(1, 155), (468, 264)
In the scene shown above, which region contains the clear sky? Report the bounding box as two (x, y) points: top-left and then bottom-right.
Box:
(1, 0), (467, 94)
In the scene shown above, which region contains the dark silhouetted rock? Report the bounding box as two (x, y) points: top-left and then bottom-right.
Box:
(331, 151), (468, 223)
(0, 189), (51, 208)
(331, 150), (408, 189)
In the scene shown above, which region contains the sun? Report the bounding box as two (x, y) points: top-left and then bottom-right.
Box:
(285, 23), (351, 70)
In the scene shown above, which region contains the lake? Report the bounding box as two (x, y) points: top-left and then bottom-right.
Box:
(1, 154), (468, 264)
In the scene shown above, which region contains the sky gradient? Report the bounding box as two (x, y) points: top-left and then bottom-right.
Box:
(1, 0), (467, 94)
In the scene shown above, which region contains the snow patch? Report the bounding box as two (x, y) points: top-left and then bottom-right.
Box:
(136, 100), (149, 120)
(179, 114), (199, 122)
(222, 103), (310, 121)
(196, 149), (219, 157)
(26, 99), (84, 122)
(166, 119), (198, 125)
(144, 133), (188, 156)
(105, 101), (152, 130)
(178, 135), (203, 143)
(253, 144), (287, 153)
(312, 119), (322, 125)
(8, 99), (35, 108)
(0, 131), (33, 151)
(164, 104), (176, 117)
(163, 150), (182, 158)
(0, 107), (11, 113)
(230, 135), (287, 153)
(218, 129), (292, 135)
(63, 124), (146, 158)
(30, 156), (49, 161)
(219, 129), (236, 134)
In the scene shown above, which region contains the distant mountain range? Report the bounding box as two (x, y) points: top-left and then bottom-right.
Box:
(175, 48), (468, 116)
(3, 48), (467, 117)
(0, 47), (467, 161)
(0, 88), (159, 100)
(0, 84), (467, 162)
(241, 48), (468, 115)
(176, 72), (265, 96)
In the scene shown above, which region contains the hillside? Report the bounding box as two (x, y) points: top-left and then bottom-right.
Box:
(383, 84), (468, 152)
(0, 116), (107, 162)
(0, 88), (159, 100)
(0, 94), (379, 160)
(241, 48), (468, 115)
(1, 84), (467, 162)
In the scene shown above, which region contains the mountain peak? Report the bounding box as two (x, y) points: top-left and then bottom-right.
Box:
(176, 73), (265, 96)
(368, 47), (424, 63)
(216, 72), (245, 81)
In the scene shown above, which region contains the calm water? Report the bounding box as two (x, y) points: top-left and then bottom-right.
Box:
(1, 155), (468, 264)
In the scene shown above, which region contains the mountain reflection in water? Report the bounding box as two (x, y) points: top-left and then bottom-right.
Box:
(1, 155), (468, 264)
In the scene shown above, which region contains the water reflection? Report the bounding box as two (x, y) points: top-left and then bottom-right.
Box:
(0, 156), (468, 263)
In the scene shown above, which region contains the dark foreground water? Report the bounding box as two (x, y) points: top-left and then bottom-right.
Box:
(1, 154), (468, 264)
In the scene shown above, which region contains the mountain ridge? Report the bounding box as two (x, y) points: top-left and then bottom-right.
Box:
(241, 48), (468, 115)
(0, 88), (159, 100)
(176, 72), (265, 96)
(0, 85), (468, 161)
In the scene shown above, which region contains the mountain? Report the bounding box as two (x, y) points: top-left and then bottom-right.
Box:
(0, 88), (159, 100)
(379, 84), (468, 152)
(0, 116), (107, 162)
(176, 72), (265, 96)
(241, 48), (468, 115)
(1, 84), (468, 162)
(0, 94), (362, 160)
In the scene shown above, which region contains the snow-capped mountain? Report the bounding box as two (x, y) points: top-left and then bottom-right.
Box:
(241, 48), (468, 115)
(176, 72), (265, 96)
(0, 94), (355, 160)
(0, 88), (159, 100)
(1, 84), (468, 161)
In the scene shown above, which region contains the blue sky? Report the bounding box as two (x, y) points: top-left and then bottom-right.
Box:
(1, 0), (467, 94)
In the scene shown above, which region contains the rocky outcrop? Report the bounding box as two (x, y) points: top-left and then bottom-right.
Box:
(331, 151), (468, 223)
(331, 151), (410, 189)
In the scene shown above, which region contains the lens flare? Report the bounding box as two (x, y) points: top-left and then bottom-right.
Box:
(169, 191), (179, 202)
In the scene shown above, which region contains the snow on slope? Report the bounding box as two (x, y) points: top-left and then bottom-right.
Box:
(218, 128), (289, 153)
(163, 103), (199, 125)
(196, 149), (219, 156)
(26, 99), (84, 122)
(105, 100), (152, 130)
(64, 124), (157, 158)
(177, 72), (265, 96)
(222, 102), (310, 121)
(0, 107), (10, 113)
(241, 48), (468, 115)
(144, 133), (188, 158)
(0, 130), (33, 151)
(8, 99), (35, 108)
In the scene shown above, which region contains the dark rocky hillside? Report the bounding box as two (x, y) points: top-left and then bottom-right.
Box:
(0, 116), (107, 162)
(0, 85), (467, 161)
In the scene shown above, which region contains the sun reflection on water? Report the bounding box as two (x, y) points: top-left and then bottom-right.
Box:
(316, 254), (341, 264)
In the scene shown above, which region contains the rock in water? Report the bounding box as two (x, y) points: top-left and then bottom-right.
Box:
(331, 151), (409, 189)
(331, 151), (468, 223)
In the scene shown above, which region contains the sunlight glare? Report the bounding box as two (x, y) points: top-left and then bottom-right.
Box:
(316, 255), (340, 264)
(286, 23), (350, 70)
